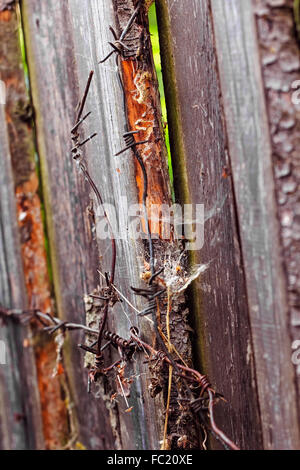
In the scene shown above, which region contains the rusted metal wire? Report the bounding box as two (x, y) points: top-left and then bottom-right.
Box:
(0, 306), (98, 335)
(115, 130), (150, 156)
(129, 328), (239, 450)
(99, 2), (142, 63)
(71, 72), (118, 371)
(0, 304), (136, 378)
(0, 300), (239, 449)
(71, 73), (116, 284)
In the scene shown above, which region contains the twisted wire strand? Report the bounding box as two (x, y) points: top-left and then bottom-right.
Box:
(71, 72), (118, 361)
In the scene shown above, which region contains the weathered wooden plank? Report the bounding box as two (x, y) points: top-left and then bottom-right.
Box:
(253, 0), (300, 395)
(211, 0), (300, 449)
(0, 100), (28, 450)
(156, 0), (262, 449)
(21, 0), (116, 450)
(0, 5), (47, 450)
(0, 101), (43, 449)
(0, 3), (70, 449)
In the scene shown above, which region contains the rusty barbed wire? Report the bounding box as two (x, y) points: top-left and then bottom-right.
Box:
(70, 71), (119, 378)
(129, 328), (239, 450)
(0, 300), (239, 449)
(99, 2), (142, 63)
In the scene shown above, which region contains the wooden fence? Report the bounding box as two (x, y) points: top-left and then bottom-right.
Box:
(0, 0), (299, 450)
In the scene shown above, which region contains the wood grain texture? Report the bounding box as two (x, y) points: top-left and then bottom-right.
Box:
(67, 0), (165, 450)
(22, 0), (168, 450)
(211, 0), (300, 449)
(0, 103), (44, 449)
(0, 5), (45, 450)
(253, 0), (300, 398)
(21, 0), (116, 450)
(156, 0), (263, 450)
(0, 4), (70, 449)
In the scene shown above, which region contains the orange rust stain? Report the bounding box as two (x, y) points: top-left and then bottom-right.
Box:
(222, 166), (231, 179)
(56, 362), (65, 376)
(121, 59), (170, 237)
(0, 10), (12, 22)
(16, 172), (69, 449)
(4, 76), (19, 88)
(35, 343), (69, 449)
(16, 173), (50, 311)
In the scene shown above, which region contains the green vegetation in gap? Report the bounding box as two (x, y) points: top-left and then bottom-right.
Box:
(17, 5), (29, 88)
(148, 3), (174, 200)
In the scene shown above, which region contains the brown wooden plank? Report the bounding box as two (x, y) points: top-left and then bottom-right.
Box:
(0, 101), (28, 450)
(0, 4), (47, 450)
(156, 0), (263, 450)
(210, 0), (300, 449)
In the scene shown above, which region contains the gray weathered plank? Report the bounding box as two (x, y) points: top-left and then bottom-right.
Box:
(67, 0), (164, 450)
(0, 103), (44, 450)
(211, 0), (300, 449)
(0, 2), (71, 449)
(21, 0), (117, 450)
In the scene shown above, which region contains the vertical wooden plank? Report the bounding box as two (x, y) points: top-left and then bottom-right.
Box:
(0, 2), (70, 449)
(253, 0), (300, 395)
(156, 0), (262, 449)
(0, 103), (43, 449)
(211, 0), (300, 449)
(67, 0), (165, 450)
(0, 102), (28, 450)
(0, 4), (46, 449)
(21, 0), (116, 449)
